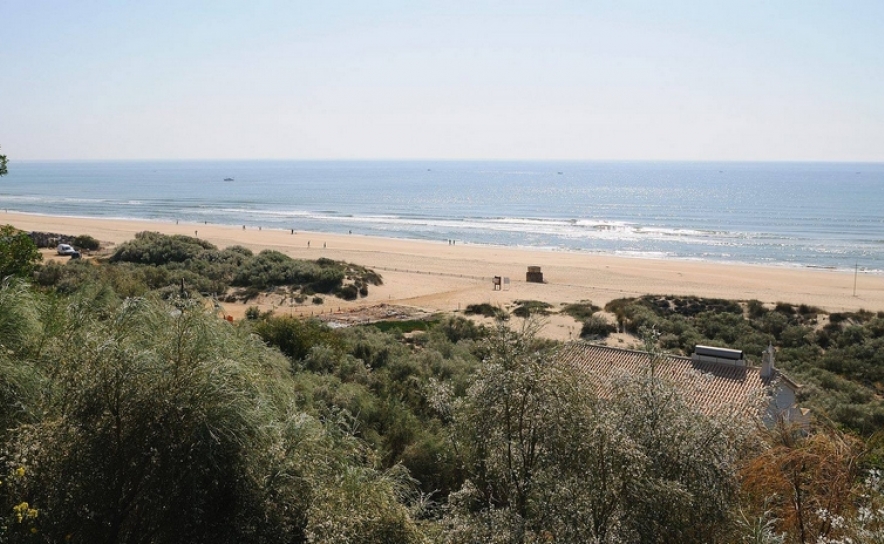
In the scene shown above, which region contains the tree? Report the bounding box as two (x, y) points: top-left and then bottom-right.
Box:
(446, 321), (750, 543)
(0, 145), (7, 177)
(0, 225), (42, 279)
(607, 365), (748, 543)
(447, 320), (601, 543)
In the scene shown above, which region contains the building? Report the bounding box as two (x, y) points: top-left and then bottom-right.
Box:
(558, 342), (805, 424)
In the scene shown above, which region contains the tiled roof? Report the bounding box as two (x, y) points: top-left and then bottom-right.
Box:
(558, 342), (779, 416)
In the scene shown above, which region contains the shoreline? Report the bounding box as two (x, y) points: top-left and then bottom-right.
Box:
(4, 211), (884, 340)
(6, 209), (880, 276)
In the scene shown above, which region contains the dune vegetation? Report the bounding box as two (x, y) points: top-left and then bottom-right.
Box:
(2, 227), (884, 543)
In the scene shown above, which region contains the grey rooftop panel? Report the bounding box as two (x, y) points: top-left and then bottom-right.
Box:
(695, 345), (744, 360)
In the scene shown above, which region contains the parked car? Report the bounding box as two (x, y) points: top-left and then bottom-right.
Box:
(57, 243), (77, 255)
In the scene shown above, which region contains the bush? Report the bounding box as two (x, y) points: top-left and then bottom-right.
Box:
(2, 297), (311, 542)
(511, 300), (552, 318)
(561, 300), (600, 321)
(337, 284), (359, 300)
(253, 315), (339, 362)
(464, 303), (506, 319)
(433, 316), (487, 343)
(0, 225), (42, 278)
(72, 234), (100, 251)
(580, 314), (616, 339)
(746, 299), (767, 318)
(232, 250), (347, 292)
(0, 293), (434, 543)
(245, 306), (262, 320)
(368, 319), (437, 334)
(52, 232), (380, 301)
(110, 231), (215, 265)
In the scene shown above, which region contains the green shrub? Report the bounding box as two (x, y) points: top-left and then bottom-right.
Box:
(511, 299), (552, 318)
(368, 318), (438, 334)
(69, 232), (381, 301)
(561, 300), (600, 321)
(2, 297), (316, 542)
(829, 312), (847, 324)
(0, 225), (42, 278)
(798, 303), (822, 316)
(337, 284), (359, 300)
(110, 231), (215, 265)
(746, 299), (767, 318)
(72, 234), (100, 251)
(432, 316), (486, 343)
(464, 303), (506, 319)
(580, 314), (616, 339)
(253, 315), (339, 362)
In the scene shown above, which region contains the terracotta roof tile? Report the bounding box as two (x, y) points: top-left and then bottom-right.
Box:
(558, 342), (778, 416)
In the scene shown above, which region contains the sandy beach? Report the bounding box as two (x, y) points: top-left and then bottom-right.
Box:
(5, 211), (884, 340)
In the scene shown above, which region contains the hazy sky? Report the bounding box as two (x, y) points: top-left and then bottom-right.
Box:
(2, 1), (882, 161)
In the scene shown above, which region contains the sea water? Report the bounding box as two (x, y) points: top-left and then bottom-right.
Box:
(2, 160), (882, 273)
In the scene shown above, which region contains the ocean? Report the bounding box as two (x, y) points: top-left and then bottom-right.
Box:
(2, 160), (882, 273)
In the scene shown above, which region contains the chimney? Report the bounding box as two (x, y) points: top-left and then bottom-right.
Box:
(761, 344), (775, 379)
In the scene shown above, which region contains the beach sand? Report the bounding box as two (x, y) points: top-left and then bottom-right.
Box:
(6, 211), (884, 341)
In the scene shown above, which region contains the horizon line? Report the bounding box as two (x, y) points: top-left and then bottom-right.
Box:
(9, 157), (884, 165)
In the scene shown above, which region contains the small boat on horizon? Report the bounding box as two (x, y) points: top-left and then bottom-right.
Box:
(223, 177), (234, 181)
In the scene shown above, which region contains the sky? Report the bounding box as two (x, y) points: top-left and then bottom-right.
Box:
(1, 1), (883, 161)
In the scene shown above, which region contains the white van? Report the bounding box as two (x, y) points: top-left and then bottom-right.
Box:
(57, 244), (77, 255)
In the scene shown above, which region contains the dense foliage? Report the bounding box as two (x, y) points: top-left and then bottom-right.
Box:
(0, 225), (41, 279)
(446, 322), (749, 543)
(250, 313), (482, 498)
(72, 234), (100, 251)
(35, 231), (382, 301)
(581, 314), (617, 339)
(3, 232), (884, 542)
(0, 284), (424, 544)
